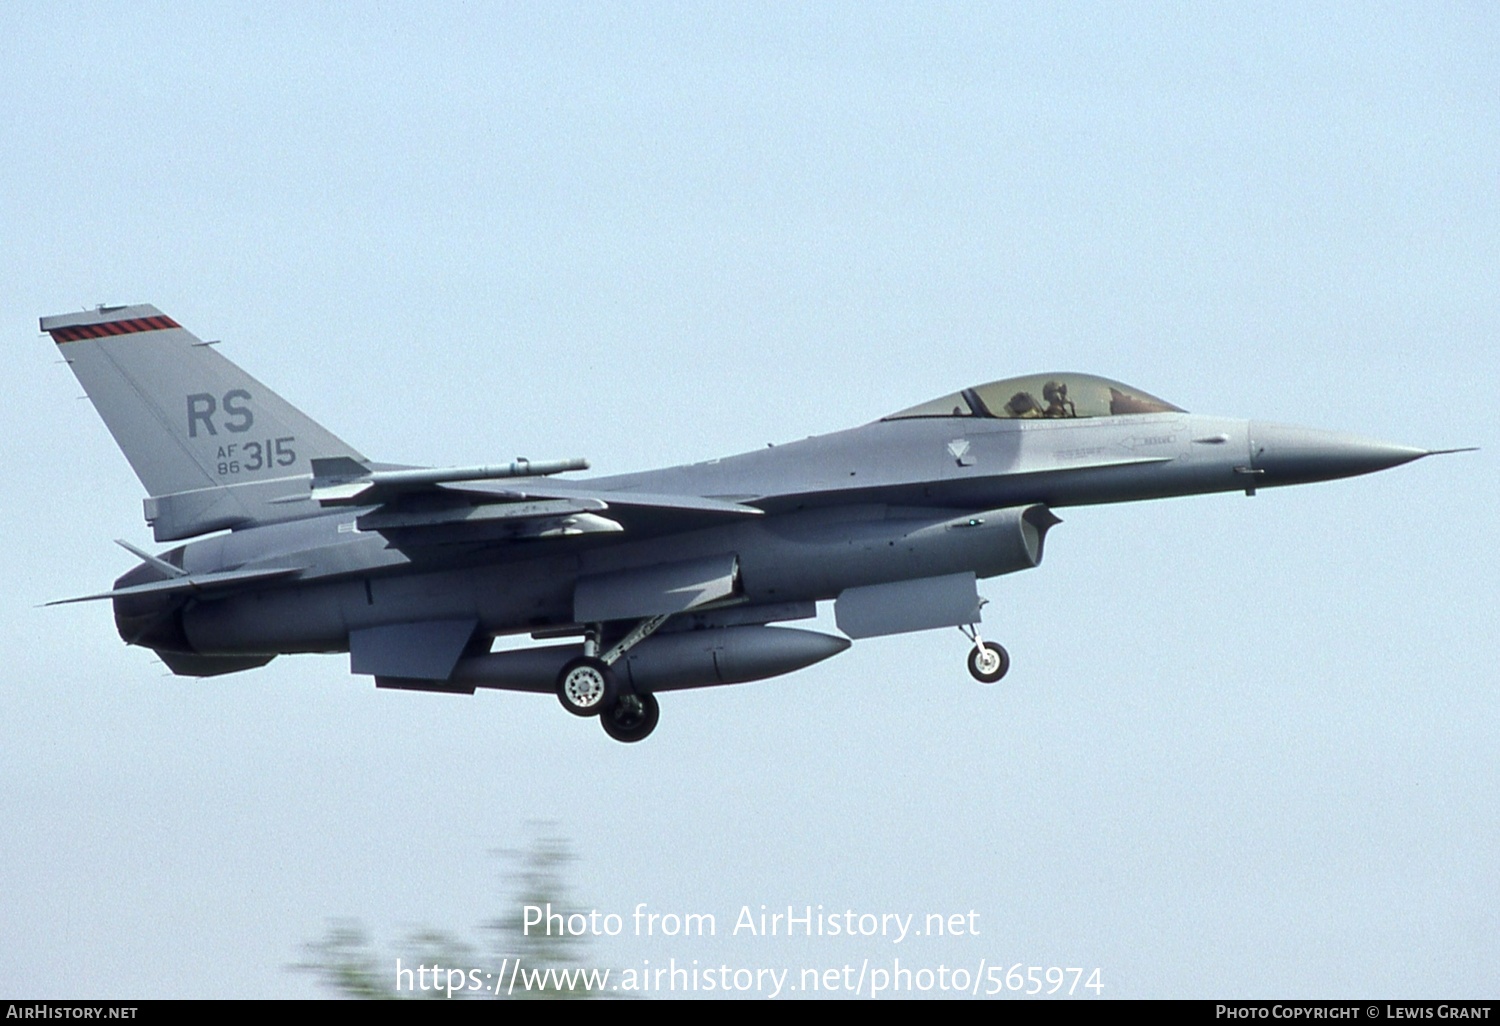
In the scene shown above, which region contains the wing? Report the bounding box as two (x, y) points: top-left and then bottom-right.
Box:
(307, 458), (762, 549)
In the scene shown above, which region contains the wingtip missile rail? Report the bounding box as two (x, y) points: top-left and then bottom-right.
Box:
(311, 457), (591, 505)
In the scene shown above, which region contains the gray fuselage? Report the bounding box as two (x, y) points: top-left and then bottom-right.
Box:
(123, 411), (1257, 658)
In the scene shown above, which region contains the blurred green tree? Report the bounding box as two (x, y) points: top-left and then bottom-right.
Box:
(294, 826), (599, 999)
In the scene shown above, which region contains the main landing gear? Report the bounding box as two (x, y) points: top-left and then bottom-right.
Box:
(555, 615), (669, 743)
(601, 691), (660, 744)
(556, 657), (619, 716)
(959, 624), (1010, 684)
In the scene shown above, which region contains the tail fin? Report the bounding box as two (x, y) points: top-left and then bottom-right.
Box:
(43, 304), (365, 537)
(43, 304), (363, 496)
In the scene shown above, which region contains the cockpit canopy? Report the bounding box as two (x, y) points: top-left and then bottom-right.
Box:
(884, 373), (1184, 421)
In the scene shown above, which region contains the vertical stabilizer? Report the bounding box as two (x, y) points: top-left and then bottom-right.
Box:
(42, 305), (364, 499)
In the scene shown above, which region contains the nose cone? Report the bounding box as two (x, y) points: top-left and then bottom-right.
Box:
(1249, 422), (1429, 487)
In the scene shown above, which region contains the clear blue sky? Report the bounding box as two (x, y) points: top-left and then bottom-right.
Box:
(2, 2), (1495, 998)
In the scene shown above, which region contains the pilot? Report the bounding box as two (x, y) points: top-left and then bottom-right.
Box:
(1042, 380), (1076, 418)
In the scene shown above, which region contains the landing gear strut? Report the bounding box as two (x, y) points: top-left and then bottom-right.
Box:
(554, 616), (670, 741)
(959, 624), (1009, 684)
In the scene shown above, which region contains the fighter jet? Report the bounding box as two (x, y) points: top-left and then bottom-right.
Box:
(42, 304), (1462, 742)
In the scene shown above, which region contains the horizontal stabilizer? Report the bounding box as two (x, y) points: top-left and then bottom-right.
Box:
(158, 651), (277, 677)
(47, 565), (304, 605)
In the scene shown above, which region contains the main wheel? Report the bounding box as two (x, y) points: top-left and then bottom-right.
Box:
(600, 691), (660, 743)
(556, 657), (618, 717)
(967, 641), (1010, 684)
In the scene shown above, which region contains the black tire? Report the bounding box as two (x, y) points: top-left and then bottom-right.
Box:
(967, 641), (1010, 684)
(556, 656), (618, 717)
(600, 692), (660, 743)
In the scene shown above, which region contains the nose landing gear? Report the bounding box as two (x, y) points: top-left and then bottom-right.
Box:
(959, 624), (1010, 684)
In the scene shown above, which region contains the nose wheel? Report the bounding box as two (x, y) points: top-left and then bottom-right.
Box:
(967, 641), (1010, 683)
(959, 625), (1010, 684)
